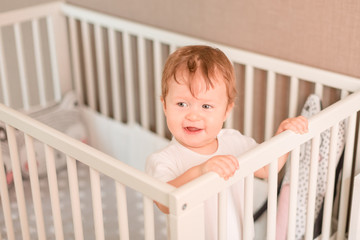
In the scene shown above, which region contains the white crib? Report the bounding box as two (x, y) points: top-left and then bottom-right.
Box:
(0, 2), (360, 239)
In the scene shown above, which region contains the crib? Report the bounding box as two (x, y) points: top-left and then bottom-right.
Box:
(0, 1), (360, 239)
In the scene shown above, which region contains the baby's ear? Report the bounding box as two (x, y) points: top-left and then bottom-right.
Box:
(161, 97), (167, 112)
(224, 102), (234, 120)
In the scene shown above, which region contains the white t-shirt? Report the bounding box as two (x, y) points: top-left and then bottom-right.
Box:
(146, 128), (257, 240)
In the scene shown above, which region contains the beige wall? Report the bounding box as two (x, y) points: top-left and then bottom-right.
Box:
(1, 0), (360, 78)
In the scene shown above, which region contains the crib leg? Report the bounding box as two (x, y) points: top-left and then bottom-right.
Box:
(349, 174), (360, 240)
(168, 203), (205, 240)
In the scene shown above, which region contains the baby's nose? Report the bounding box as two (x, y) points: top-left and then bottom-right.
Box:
(186, 109), (202, 121)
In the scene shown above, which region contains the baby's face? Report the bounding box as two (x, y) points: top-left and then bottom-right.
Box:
(162, 72), (233, 155)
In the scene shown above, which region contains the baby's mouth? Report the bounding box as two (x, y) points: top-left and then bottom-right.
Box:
(184, 126), (202, 133)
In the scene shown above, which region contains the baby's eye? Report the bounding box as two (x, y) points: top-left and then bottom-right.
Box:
(177, 102), (188, 107)
(202, 104), (212, 109)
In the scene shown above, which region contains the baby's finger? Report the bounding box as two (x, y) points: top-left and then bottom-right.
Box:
(285, 117), (308, 134)
(293, 116), (308, 133)
(218, 156), (239, 178)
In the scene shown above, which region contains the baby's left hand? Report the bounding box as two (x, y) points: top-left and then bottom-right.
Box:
(276, 116), (308, 135)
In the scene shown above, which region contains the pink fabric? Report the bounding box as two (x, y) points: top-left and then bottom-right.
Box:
(6, 171), (13, 185)
(276, 184), (290, 240)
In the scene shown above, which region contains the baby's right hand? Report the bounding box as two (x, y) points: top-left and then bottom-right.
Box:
(200, 155), (239, 180)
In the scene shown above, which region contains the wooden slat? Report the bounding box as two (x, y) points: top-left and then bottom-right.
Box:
(321, 125), (339, 239)
(244, 65), (254, 137)
(95, 24), (108, 116)
(138, 36), (149, 129)
(314, 83), (323, 99)
(89, 167), (105, 240)
(0, 140), (15, 240)
(116, 182), (129, 240)
(68, 17), (84, 105)
(337, 113), (357, 239)
(45, 144), (64, 240)
(81, 20), (96, 109)
(32, 18), (46, 107)
(243, 175), (254, 240)
(288, 76), (299, 118)
(218, 190), (228, 240)
(143, 196), (155, 240)
(304, 135), (320, 240)
(153, 40), (165, 137)
(265, 71), (276, 140)
(46, 16), (61, 102)
(123, 32), (135, 124)
(6, 125), (30, 239)
(267, 160), (278, 240)
(25, 134), (46, 240)
(66, 156), (84, 240)
(108, 28), (122, 122)
(287, 147), (300, 240)
(0, 30), (10, 106)
(14, 23), (30, 110)
(169, 44), (177, 54)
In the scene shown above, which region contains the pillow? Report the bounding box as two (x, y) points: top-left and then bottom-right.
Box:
(1, 91), (87, 180)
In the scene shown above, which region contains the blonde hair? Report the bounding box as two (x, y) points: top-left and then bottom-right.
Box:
(161, 45), (236, 105)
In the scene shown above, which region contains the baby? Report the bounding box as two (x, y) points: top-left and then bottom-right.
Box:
(146, 45), (308, 239)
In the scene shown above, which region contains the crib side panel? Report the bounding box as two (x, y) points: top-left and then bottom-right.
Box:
(0, 102), (175, 239)
(0, 2), (71, 111)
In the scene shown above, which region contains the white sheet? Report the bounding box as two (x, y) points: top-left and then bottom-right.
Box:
(81, 107), (169, 171)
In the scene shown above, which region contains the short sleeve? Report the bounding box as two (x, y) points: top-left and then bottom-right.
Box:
(146, 151), (178, 183)
(218, 129), (258, 157)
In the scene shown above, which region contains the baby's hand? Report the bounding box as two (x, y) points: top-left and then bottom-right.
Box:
(276, 116), (308, 135)
(200, 155), (239, 180)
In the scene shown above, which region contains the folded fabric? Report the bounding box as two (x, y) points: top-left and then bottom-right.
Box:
(1, 91), (87, 179)
(276, 94), (346, 240)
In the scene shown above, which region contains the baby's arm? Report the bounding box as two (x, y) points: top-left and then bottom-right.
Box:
(254, 116), (308, 178)
(156, 155), (239, 213)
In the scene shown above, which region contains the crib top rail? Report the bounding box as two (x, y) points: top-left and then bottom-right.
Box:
(0, 2), (63, 27)
(0, 102), (175, 207)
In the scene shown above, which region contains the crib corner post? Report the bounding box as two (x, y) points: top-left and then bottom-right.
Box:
(168, 199), (205, 240)
(349, 174), (360, 240)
